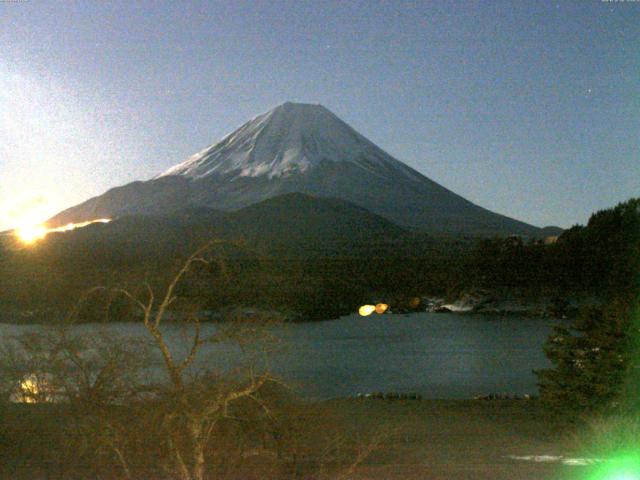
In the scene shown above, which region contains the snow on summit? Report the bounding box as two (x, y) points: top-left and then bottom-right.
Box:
(158, 102), (415, 181)
(49, 101), (542, 236)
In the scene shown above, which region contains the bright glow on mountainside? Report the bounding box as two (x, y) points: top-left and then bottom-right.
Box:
(15, 218), (111, 245)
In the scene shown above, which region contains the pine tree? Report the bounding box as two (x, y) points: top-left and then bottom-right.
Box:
(536, 199), (640, 421)
(536, 302), (631, 420)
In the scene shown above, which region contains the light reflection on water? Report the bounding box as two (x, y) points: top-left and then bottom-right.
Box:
(0, 312), (557, 400)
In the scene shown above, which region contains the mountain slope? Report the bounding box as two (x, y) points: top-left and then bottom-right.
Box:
(227, 192), (406, 245)
(40, 193), (405, 257)
(49, 102), (541, 236)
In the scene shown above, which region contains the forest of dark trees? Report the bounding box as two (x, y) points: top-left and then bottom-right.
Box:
(0, 198), (637, 323)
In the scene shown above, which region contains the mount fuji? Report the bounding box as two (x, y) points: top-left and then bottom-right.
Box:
(49, 102), (541, 236)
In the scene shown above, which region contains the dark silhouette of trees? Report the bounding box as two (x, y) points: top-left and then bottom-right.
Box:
(536, 199), (640, 421)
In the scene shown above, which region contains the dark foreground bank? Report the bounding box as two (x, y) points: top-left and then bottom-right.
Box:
(0, 399), (588, 480)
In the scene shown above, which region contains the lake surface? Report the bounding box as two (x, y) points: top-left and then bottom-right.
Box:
(0, 312), (557, 400)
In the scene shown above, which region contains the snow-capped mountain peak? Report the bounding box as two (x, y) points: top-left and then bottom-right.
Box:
(49, 102), (541, 237)
(158, 102), (411, 181)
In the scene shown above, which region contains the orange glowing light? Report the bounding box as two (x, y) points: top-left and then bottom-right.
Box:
(15, 224), (48, 244)
(14, 218), (111, 244)
(358, 305), (376, 316)
(10, 373), (57, 403)
(49, 218), (111, 233)
(375, 303), (389, 314)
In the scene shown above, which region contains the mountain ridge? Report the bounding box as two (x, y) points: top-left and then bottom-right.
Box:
(37, 193), (406, 257)
(48, 102), (546, 237)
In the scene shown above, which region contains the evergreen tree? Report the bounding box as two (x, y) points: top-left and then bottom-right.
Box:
(536, 198), (640, 421)
(536, 301), (631, 420)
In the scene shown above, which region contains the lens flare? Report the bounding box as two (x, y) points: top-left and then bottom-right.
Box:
(587, 454), (640, 480)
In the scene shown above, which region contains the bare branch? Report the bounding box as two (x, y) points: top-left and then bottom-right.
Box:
(111, 444), (133, 480)
(167, 435), (191, 480)
(146, 323), (183, 390)
(64, 286), (108, 324)
(177, 320), (202, 374)
(143, 281), (154, 315)
(112, 288), (150, 319)
(153, 241), (216, 329)
(222, 372), (271, 417)
(335, 427), (397, 480)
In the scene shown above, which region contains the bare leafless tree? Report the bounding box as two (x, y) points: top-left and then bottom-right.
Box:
(0, 241), (399, 480)
(105, 241), (283, 480)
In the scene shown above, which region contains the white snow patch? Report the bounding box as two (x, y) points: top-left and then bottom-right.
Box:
(508, 455), (563, 463)
(441, 303), (474, 313)
(156, 102), (420, 182)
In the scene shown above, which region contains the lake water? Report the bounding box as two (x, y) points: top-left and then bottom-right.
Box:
(0, 312), (557, 400)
